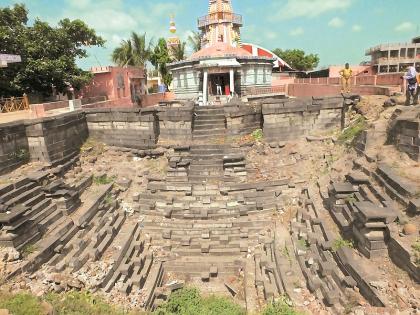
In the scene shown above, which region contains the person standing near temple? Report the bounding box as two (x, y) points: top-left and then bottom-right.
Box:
(402, 66), (419, 106)
(339, 63), (353, 94)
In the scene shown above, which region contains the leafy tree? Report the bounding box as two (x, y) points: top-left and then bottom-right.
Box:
(0, 3), (105, 97)
(112, 32), (152, 67)
(150, 38), (172, 88)
(187, 31), (202, 53)
(170, 41), (187, 62)
(272, 48), (320, 71)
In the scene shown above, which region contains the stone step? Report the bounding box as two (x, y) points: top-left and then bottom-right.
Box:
(38, 208), (64, 234)
(1, 182), (38, 205)
(190, 144), (228, 150)
(28, 199), (54, 224)
(190, 165), (223, 172)
(194, 121), (225, 128)
(193, 129), (226, 136)
(194, 114), (226, 125)
(5, 186), (43, 207)
(193, 133), (225, 139)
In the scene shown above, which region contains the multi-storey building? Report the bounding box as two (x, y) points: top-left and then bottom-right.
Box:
(366, 36), (420, 74)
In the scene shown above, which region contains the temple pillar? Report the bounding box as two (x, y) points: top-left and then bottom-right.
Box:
(229, 69), (235, 95)
(203, 70), (208, 105)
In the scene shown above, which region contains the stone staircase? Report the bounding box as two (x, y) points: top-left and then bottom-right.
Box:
(189, 145), (225, 184)
(193, 106), (226, 140)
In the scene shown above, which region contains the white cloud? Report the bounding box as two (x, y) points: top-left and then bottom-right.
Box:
(289, 27), (304, 36)
(352, 24), (362, 32)
(328, 17), (344, 28)
(265, 31), (278, 39)
(275, 0), (352, 19)
(395, 21), (415, 32)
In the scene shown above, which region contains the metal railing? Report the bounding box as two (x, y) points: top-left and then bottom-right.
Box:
(198, 13), (243, 28)
(0, 95), (29, 113)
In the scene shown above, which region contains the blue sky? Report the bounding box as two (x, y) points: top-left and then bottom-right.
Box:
(1, 0), (419, 69)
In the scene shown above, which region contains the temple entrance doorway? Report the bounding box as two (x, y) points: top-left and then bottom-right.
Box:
(208, 73), (230, 96)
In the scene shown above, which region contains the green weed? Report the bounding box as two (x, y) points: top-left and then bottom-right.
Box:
(332, 237), (354, 252)
(262, 295), (303, 315)
(251, 129), (263, 142)
(338, 116), (368, 146)
(93, 174), (115, 185)
(0, 291), (43, 315)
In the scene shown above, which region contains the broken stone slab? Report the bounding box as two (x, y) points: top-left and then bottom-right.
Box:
(333, 182), (358, 194)
(306, 135), (332, 142)
(407, 198), (420, 215)
(353, 201), (397, 224)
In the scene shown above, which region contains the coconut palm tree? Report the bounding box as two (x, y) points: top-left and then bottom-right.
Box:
(187, 31), (201, 53)
(112, 32), (152, 67)
(171, 42), (187, 62)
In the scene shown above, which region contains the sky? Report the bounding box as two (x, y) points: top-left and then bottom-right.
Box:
(1, 0), (420, 70)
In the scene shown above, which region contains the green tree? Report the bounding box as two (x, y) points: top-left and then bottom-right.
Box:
(0, 3), (105, 97)
(170, 41), (187, 62)
(150, 38), (172, 88)
(187, 31), (202, 53)
(112, 32), (152, 67)
(272, 48), (320, 71)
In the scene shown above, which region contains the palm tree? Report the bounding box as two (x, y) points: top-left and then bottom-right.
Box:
(112, 32), (152, 67)
(187, 31), (201, 53)
(171, 42), (186, 62)
(112, 39), (133, 67)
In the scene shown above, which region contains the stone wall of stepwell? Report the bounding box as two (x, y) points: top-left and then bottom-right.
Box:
(0, 96), (348, 174)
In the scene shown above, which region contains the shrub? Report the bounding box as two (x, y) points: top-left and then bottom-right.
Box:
(156, 287), (245, 315)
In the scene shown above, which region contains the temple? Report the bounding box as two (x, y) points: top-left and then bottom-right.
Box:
(168, 0), (274, 104)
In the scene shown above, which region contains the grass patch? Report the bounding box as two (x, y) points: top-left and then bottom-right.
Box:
(297, 238), (309, 249)
(338, 116), (368, 146)
(251, 129), (263, 142)
(332, 237), (354, 252)
(0, 291), (44, 315)
(45, 291), (141, 315)
(104, 193), (114, 206)
(93, 174), (116, 185)
(0, 289), (303, 315)
(21, 243), (38, 258)
(262, 296), (303, 315)
(156, 287), (245, 315)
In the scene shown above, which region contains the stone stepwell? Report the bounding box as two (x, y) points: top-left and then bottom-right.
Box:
(1, 96), (419, 314)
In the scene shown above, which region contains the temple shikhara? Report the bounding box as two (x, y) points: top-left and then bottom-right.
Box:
(168, 0), (275, 104)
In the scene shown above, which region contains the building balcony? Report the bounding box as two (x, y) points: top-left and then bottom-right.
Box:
(371, 56), (420, 64)
(198, 13), (243, 28)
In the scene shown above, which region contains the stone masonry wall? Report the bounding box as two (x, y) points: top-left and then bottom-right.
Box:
(0, 121), (29, 175)
(25, 111), (88, 163)
(158, 104), (194, 142)
(85, 108), (158, 150)
(224, 103), (262, 136)
(388, 107), (420, 162)
(262, 96), (344, 142)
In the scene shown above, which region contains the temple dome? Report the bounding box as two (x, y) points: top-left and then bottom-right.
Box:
(189, 42), (252, 60)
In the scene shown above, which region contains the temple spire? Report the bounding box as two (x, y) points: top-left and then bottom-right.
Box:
(199, 0), (242, 48)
